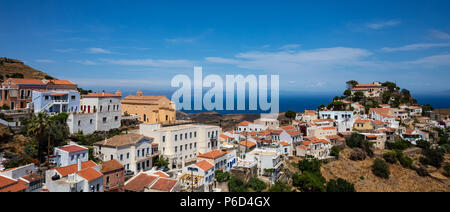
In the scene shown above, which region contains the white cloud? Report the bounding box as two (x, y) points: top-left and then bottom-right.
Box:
(71, 60), (97, 65)
(165, 29), (214, 44)
(279, 44), (301, 50)
(365, 20), (401, 30)
(100, 58), (194, 68)
(54, 48), (77, 53)
(406, 54), (450, 67)
(381, 43), (450, 52)
(86, 47), (112, 54)
(429, 30), (450, 39)
(206, 47), (374, 74)
(35, 59), (55, 63)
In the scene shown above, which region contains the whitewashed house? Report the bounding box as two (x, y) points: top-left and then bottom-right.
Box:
(53, 144), (89, 167)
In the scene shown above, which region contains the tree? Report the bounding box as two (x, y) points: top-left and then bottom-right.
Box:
(248, 177), (266, 192)
(1, 104), (10, 110)
(330, 146), (341, 159)
(372, 159), (390, 179)
(352, 91), (364, 102)
(343, 89), (352, 97)
(326, 178), (355, 192)
(385, 139), (411, 151)
(292, 171), (326, 192)
(382, 81), (399, 92)
(154, 155), (169, 167)
(268, 181), (292, 192)
(228, 176), (248, 192)
(416, 140), (430, 150)
(26, 113), (55, 163)
(317, 104), (326, 111)
(346, 80), (358, 89)
(421, 148), (444, 168)
(215, 170), (231, 182)
(298, 156), (322, 174)
(285, 110), (296, 121)
(327, 101), (346, 111)
(383, 152), (397, 164)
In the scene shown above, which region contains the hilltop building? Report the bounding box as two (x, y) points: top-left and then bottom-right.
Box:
(121, 90), (176, 125)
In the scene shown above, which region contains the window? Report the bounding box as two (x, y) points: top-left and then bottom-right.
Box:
(208, 132), (210, 138)
(71, 95), (76, 100)
(115, 116), (118, 121)
(120, 154), (123, 160)
(180, 134), (183, 140)
(185, 144), (187, 150)
(147, 148), (149, 154)
(175, 135), (177, 141)
(162, 136), (165, 142)
(110, 155), (113, 160)
(103, 117), (107, 123)
(194, 132), (197, 137)
(78, 120), (81, 126)
(90, 119), (93, 124)
(190, 143), (192, 149)
(127, 153), (129, 159)
(185, 133), (187, 139)
(137, 150), (140, 157)
(190, 132), (192, 138)
(71, 155), (74, 161)
(180, 145), (183, 151)
(175, 146), (177, 152)
(194, 143), (197, 148)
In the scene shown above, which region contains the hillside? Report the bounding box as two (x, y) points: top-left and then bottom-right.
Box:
(0, 57), (55, 82)
(321, 148), (450, 192)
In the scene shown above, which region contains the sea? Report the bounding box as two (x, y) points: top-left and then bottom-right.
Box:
(115, 89), (450, 114)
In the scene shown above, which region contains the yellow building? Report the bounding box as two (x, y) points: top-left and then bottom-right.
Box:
(121, 90), (176, 124)
(353, 119), (373, 131)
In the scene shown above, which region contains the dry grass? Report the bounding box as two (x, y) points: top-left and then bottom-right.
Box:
(321, 148), (450, 192)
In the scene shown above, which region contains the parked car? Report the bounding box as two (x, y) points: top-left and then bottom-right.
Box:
(124, 170), (134, 176)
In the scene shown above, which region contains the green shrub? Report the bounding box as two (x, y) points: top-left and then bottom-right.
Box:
(422, 148), (444, 168)
(372, 159), (390, 179)
(292, 171), (326, 192)
(248, 178), (267, 192)
(326, 178), (355, 192)
(215, 170), (231, 182)
(383, 152), (397, 164)
(268, 181), (292, 192)
(330, 146), (341, 158)
(443, 163), (450, 177)
(228, 177), (248, 192)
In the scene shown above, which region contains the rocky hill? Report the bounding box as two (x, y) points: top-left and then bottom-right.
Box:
(0, 57), (55, 82)
(321, 148), (450, 192)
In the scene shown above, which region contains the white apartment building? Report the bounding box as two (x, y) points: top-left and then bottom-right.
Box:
(53, 144), (89, 167)
(67, 92), (122, 135)
(139, 123), (221, 169)
(318, 110), (354, 132)
(45, 160), (103, 192)
(245, 148), (282, 182)
(93, 133), (158, 173)
(236, 121), (268, 132)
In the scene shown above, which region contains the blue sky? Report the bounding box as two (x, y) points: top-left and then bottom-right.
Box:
(1, 0), (450, 96)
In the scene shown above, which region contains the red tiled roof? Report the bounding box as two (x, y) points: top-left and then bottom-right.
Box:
(77, 167), (103, 182)
(101, 160), (124, 173)
(53, 160), (97, 177)
(281, 125), (295, 131)
(321, 126), (336, 130)
(48, 80), (76, 85)
(195, 160), (214, 171)
(238, 121), (252, 126)
(82, 92), (121, 98)
(150, 178), (178, 192)
(0, 175), (16, 188)
(198, 150), (226, 159)
(125, 173), (158, 192)
(57, 145), (87, 153)
(279, 141), (290, 146)
(152, 171), (170, 178)
(9, 78), (45, 85)
(0, 179), (28, 192)
(287, 130), (301, 136)
(355, 119), (370, 123)
(298, 145), (310, 150)
(355, 84), (382, 87)
(239, 140), (257, 148)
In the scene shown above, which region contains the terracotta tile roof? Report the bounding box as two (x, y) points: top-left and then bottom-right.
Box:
(238, 121), (252, 126)
(0, 175), (16, 188)
(269, 129), (283, 135)
(298, 145), (310, 150)
(57, 145), (87, 153)
(372, 120), (385, 125)
(326, 135), (341, 140)
(53, 160), (97, 177)
(82, 92), (121, 98)
(239, 140), (256, 148)
(304, 110), (316, 116)
(287, 130), (301, 136)
(351, 88), (369, 91)
(152, 171), (169, 178)
(47, 80), (77, 85)
(355, 84), (382, 87)
(355, 119), (370, 123)
(279, 141), (290, 146)
(77, 167), (103, 182)
(125, 173), (158, 192)
(312, 119), (334, 123)
(150, 178), (178, 192)
(0, 179), (28, 192)
(195, 160), (214, 171)
(307, 137), (329, 144)
(21, 173), (42, 183)
(281, 125), (296, 131)
(220, 134), (232, 139)
(321, 126), (336, 130)
(302, 141), (312, 146)
(198, 150), (226, 159)
(101, 160), (124, 173)
(9, 78), (45, 85)
(95, 134), (153, 147)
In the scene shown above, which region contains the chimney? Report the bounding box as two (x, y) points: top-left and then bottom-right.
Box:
(77, 157), (82, 172)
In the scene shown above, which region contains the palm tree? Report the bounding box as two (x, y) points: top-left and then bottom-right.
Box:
(27, 113), (54, 163)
